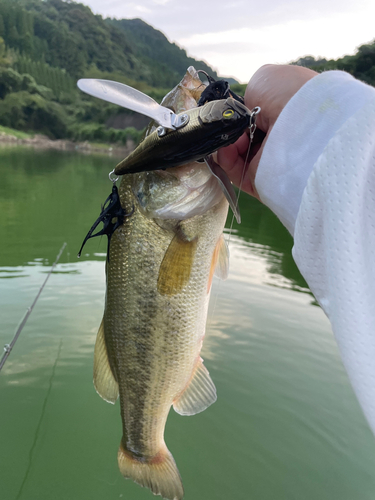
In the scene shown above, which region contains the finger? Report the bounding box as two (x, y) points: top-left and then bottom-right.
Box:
(217, 141), (249, 188)
(241, 126), (273, 199)
(235, 131), (250, 156)
(240, 146), (263, 199)
(245, 64), (318, 132)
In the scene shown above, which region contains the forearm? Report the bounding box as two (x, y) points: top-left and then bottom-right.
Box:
(256, 70), (375, 434)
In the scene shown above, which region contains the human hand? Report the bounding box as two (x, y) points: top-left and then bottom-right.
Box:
(217, 64), (318, 199)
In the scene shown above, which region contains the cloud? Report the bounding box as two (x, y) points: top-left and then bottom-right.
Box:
(135, 5), (152, 13)
(177, 7), (375, 82)
(82, 0), (375, 82)
(85, 0), (371, 36)
(152, 0), (172, 5)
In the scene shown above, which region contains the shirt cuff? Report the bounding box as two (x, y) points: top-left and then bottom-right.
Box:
(254, 70), (375, 235)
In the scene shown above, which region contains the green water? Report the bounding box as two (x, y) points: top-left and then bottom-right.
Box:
(1, 146), (375, 500)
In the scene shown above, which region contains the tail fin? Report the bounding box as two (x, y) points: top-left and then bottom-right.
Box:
(118, 442), (184, 500)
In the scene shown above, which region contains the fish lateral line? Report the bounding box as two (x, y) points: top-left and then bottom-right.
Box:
(77, 184), (133, 260)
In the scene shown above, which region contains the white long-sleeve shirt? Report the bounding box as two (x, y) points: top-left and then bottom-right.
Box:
(255, 71), (375, 435)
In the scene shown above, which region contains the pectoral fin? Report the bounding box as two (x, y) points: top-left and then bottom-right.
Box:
(214, 235), (229, 279)
(173, 358), (217, 416)
(93, 318), (119, 404)
(207, 235), (229, 292)
(157, 232), (198, 296)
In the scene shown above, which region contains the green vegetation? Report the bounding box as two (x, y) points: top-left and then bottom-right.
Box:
(107, 18), (219, 88)
(231, 83), (247, 96)
(0, 124), (32, 138)
(291, 41), (375, 86)
(0, 0), (374, 143)
(0, 0), (220, 143)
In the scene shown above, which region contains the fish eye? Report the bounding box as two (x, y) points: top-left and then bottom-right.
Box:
(222, 109), (234, 119)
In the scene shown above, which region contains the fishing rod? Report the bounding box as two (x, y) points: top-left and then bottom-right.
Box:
(0, 242), (67, 373)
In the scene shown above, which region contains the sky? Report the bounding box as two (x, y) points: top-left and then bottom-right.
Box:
(81, 0), (375, 83)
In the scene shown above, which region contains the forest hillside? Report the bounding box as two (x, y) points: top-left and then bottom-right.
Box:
(0, 0), (224, 142)
(0, 0), (374, 143)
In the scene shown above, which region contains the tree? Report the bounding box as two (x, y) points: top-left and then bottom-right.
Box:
(0, 90), (68, 138)
(0, 36), (9, 66)
(0, 66), (23, 98)
(0, 14), (5, 38)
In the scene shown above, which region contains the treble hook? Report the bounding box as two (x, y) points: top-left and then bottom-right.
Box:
(77, 178), (134, 260)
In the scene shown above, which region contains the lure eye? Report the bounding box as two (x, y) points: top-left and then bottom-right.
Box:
(222, 109), (234, 119)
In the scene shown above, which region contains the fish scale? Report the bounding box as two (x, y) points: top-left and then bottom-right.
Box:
(103, 176), (228, 473)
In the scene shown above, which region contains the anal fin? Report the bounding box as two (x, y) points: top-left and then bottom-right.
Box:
(173, 358), (217, 416)
(93, 318), (119, 404)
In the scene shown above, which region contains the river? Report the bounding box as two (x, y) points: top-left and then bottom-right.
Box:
(1, 146), (375, 500)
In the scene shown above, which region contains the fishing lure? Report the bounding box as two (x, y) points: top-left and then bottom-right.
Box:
(114, 97), (251, 176)
(77, 176), (133, 260)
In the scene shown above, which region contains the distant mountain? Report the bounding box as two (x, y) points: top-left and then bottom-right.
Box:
(1, 0), (373, 141)
(291, 40), (375, 86)
(107, 18), (221, 87)
(0, 0), (239, 140)
(0, 0), (223, 87)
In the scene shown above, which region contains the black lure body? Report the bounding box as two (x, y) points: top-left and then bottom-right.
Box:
(197, 72), (244, 107)
(77, 184), (133, 259)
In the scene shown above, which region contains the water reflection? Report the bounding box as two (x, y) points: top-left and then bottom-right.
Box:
(0, 259), (104, 384)
(228, 193), (310, 293)
(0, 146), (119, 267)
(2, 147), (375, 500)
(0, 145), (309, 297)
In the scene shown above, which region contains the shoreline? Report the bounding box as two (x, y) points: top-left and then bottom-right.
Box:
(0, 131), (135, 157)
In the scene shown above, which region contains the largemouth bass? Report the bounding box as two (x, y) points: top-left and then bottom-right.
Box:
(94, 67), (230, 500)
